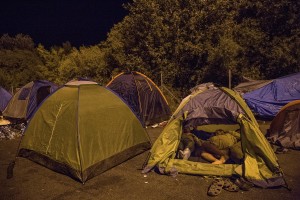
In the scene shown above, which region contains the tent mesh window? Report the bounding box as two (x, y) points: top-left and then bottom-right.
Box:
(18, 88), (31, 100)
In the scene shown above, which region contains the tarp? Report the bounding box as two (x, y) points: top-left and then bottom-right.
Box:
(234, 78), (272, 94)
(0, 87), (12, 113)
(18, 81), (151, 183)
(243, 72), (300, 118)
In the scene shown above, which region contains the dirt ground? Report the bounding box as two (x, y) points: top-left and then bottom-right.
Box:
(1, 123), (300, 200)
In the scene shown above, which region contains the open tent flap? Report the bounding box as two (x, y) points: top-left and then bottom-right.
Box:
(143, 116), (183, 173)
(237, 114), (285, 188)
(143, 114), (285, 188)
(143, 116), (239, 177)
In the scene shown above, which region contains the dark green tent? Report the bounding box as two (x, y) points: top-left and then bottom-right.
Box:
(18, 81), (151, 183)
(143, 85), (285, 188)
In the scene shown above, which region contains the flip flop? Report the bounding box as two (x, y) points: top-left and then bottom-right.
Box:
(207, 178), (224, 196)
(223, 178), (239, 192)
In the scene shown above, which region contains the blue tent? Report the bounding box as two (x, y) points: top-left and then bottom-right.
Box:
(243, 72), (300, 118)
(0, 87), (12, 113)
(3, 80), (58, 120)
(107, 71), (171, 126)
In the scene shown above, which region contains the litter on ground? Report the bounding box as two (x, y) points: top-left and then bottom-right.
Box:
(0, 123), (25, 140)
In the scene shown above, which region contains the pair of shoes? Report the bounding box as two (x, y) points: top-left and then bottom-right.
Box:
(207, 178), (224, 196)
(179, 148), (191, 160)
(207, 177), (240, 196)
(223, 178), (239, 192)
(234, 177), (254, 191)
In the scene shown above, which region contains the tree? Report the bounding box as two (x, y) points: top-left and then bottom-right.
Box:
(0, 49), (45, 89)
(0, 34), (35, 50)
(0, 34), (54, 89)
(105, 0), (244, 94)
(105, 0), (300, 94)
(233, 0), (300, 79)
(57, 45), (112, 85)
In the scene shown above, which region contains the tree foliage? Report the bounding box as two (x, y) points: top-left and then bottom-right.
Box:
(0, 35), (45, 90)
(105, 0), (300, 95)
(0, 34), (35, 50)
(0, 0), (299, 96)
(57, 45), (112, 85)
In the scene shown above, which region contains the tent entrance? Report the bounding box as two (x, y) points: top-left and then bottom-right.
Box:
(36, 86), (51, 105)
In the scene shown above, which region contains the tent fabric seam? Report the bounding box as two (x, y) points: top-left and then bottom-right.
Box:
(77, 85), (84, 182)
(46, 104), (63, 153)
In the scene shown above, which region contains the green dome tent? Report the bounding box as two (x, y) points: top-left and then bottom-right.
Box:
(17, 81), (151, 183)
(143, 84), (286, 188)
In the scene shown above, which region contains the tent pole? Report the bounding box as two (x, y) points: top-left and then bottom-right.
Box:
(228, 68), (232, 89)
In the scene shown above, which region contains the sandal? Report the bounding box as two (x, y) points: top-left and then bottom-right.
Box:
(234, 177), (254, 191)
(207, 178), (224, 196)
(275, 147), (289, 154)
(223, 178), (239, 192)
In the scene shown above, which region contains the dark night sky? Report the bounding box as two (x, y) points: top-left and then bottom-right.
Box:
(0, 1), (130, 48)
